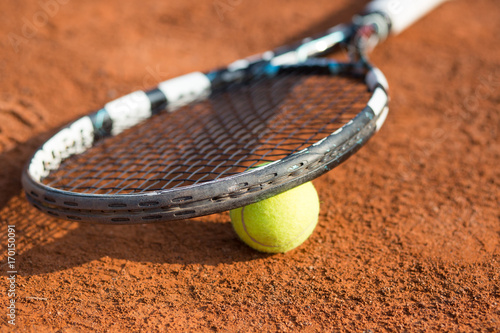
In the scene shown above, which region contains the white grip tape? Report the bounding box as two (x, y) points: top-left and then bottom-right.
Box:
(367, 87), (389, 116)
(29, 117), (94, 181)
(105, 91), (152, 136)
(365, 0), (446, 35)
(376, 106), (389, 131)
(158, 72), (211, 112)
(366, 67), (389, 91)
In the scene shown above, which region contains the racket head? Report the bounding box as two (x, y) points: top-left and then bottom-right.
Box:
(22, 58), (389, 224)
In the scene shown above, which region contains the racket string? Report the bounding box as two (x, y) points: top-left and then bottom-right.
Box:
(44, 73), (370, 194)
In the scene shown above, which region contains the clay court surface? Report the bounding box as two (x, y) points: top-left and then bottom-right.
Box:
(1, 0), (499, 331)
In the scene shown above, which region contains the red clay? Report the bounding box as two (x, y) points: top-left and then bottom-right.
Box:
(1, 0), (499, 331)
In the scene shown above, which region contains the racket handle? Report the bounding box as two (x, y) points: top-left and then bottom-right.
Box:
(365, 0), (447, 35)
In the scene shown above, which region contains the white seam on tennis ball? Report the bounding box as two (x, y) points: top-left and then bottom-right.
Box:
(240, 205), (316, 249)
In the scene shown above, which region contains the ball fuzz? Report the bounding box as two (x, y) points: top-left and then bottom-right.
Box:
(230, 182), (320, 253)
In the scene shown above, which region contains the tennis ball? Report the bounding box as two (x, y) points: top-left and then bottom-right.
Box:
(229, 182), (319, 253)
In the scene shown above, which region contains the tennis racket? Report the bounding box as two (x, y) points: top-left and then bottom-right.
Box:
(22, 0), (446, 224)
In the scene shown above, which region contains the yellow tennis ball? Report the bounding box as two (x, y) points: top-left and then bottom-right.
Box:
(229, 182), (320, 253)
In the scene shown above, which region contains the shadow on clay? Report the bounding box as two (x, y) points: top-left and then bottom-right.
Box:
(4, 194), (274, 275)
(0, 127), (271, 274)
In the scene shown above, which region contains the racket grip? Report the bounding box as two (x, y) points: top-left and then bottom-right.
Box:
(365, 0), (447, 35)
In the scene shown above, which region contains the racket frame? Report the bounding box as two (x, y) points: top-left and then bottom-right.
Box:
(22, 9), (398, 223)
